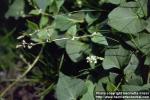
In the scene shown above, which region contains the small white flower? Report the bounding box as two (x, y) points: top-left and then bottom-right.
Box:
(35, 30), (40, 33)
(39, 9), (42, 13)
(86, 55), (104, 64)
(22, 40), (27, 48)
(27, 45), (32, 49)
(86, 55), (98, 64)
(30, 42), (35, 46)
(46, 39), (49, 42)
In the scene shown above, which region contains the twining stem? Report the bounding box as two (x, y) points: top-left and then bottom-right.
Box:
(0, 46), (44, 98)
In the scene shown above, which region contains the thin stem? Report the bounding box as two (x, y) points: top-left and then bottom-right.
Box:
(39, 83), (55, 99)
(58, 54), (65, 71)
(29, 33), (119, 47)
(114, 79), (123, 91)
(0, 46), (44, 98)
(0, 79), (39, 82)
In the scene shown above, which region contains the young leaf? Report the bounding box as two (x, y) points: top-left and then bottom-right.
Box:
(29, 9), (42, 15)
(27, 20), (39, 30)
(39, 15), (49, 28)
(85, 13), (97, 25)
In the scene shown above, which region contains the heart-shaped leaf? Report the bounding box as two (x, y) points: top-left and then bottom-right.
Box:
(108, 7), (146, 34)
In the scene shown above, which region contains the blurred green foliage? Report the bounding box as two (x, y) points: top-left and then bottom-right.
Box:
(0, 0), (150, 100)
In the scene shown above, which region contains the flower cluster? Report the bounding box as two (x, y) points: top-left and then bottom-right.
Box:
(86, 55), (104, 64)
(16, 39), (35, 49)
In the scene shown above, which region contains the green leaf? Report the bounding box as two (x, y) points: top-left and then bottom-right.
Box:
(81, 81), (95, 100)
(123, 55), (143, 85)
(109, 72), (118, 84)
(66, 40), (90, 62)
(100, 0), (126, 5)
(66, 25), (77, 37)
(54, 15), (75, 31)
(108, 7), (146, 34)
(68, 12), (85, 23)
(91, 32), (108, 45)
(54, 12), (84, 31)
(146, 17), (150, 32)
(33, 0), (49, 11)
(49, 0), (64, 14)
(29, 9), (42, 15)
(145, 55), (150, 65)
(39, 15), (49, 28)
(120, 1), (147, 18)
(106, 82), (116, 91)
(27, 20), (39, 30)
(125, 73), (143, 85)
(31, 26), (55, 43)
(122, 85), (142, 91)
(103, 45), (130, 69)
(122, 84), (150, 91)
(131, 33), (150, 55)
(109, 0), (126, 4)
(135, 0), (148, 17)
(55, 24), (78, 48)
(99, 77), (110, 84)
(120, 1), (138, 8)
(85, 13), (97, 25)
(124, 54), (139, 74)
(95, 80), (105, 92)
(53, 33), (67, 48)
(5, 0), (25, 19)
(56, 72), (86, 100)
